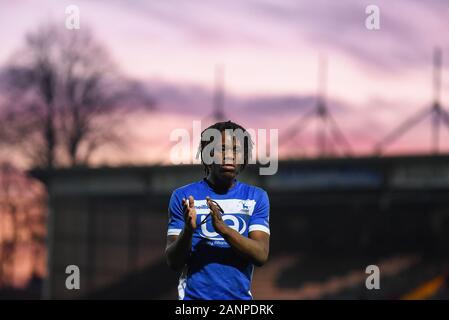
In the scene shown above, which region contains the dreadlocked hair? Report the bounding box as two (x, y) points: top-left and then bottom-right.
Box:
(197, 120), (254, 176)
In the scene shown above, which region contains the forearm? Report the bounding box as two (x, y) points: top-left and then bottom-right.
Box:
(165, 227), (193, 271)
(220, 227), (269, 266)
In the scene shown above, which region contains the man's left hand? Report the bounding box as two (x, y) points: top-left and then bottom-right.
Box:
(206, 196), (228, 235)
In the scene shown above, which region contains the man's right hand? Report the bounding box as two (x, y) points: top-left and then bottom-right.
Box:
(182, 195), (197, 231)
(166, 195), (196, 271)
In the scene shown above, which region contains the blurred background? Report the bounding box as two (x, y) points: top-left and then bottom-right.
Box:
(1, 0), (449, 299)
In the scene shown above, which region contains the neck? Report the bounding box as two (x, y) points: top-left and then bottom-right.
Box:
(206, 174), (235, 194)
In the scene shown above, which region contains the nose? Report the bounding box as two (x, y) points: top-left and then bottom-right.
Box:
(223, 148), (235, 164)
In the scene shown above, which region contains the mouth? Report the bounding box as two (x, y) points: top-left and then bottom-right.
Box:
(220, 164), (236, 172)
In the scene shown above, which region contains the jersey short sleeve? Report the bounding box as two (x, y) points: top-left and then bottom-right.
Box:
(167, 190), (185, 236)
(248, 190), (270, 235)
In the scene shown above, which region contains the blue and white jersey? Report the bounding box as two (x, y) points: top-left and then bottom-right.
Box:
(167, 178), (270, 300)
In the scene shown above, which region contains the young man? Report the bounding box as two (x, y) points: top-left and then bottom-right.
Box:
(165, 121), (270, 300)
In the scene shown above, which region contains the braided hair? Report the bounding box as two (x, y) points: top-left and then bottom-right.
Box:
(197, 120), (253, 176)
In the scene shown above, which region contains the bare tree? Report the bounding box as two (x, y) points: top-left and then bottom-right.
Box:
(0, 24), (155, 290)
(0, 162), (47, 287)
(0, 24), (154, 169)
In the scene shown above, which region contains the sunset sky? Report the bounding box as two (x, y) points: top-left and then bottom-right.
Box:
(1, 0), (449, 165)
(1, 0), (449, 291)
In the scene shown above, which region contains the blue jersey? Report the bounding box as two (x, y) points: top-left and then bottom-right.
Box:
(167, 178), (270, 300)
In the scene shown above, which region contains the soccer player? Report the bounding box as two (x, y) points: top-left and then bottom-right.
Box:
(165, 120), (270, 300)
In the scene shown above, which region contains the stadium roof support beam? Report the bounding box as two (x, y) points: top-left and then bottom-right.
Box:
(280, 55), (353, 158)
(374, 47), (449, 155)
(154, 65), (227, 164)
